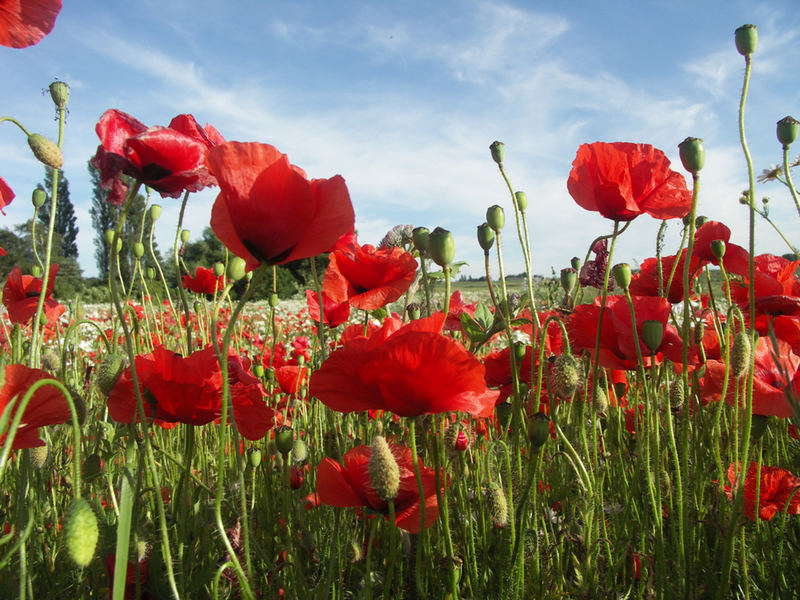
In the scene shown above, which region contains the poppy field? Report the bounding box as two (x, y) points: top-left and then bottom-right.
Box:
(3, 10), (800, 600)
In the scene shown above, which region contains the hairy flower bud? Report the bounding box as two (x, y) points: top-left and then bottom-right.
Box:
(96, 353), (127, 396)
(445, 423), (470, 452)
(528, 412), (551, 450)
(368, 436), (400, 501)
(731, 330), (752, 378)
(28, 133), (63, 169)
(735, 24), (758, 56)
(777, 116), (799, 147)
(552, 354), (581, 399)
(678, 137), (705, 174)
(486, 482), (508, 527)
(291, 439), (309, 465)
(669, 379), (685, 412)
(29, 443), (49, 470)
(64, 498), (99, 567)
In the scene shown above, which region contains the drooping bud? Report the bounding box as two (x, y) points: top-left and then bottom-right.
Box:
(528, 412), (551, 450)
(64, 498), (99, 567)
(32, 187), (46, 208)
(486, 205), (505, 232)
(477, 223), (495, 253)
(731, 330), (752, 378)
(514, 191), (528, 212)
(275, 426), (294, 456)
(560, 268), (577, 294)
(28, 133), (63, 169)
(678, 137), (705, 174)
(96, 353), (127, 396)
(486, 482), (509, 527)
(595, 386), (609, 416)
(412, 226), (430, 255)
(777, 116), (799, 147)
(368, 435), (400, 501)
(48, 80), (70, 109)
(227, 257), (247, 281)
(149, 204), (162, 221)
(428, 227), (455, 267)
(612, 263), (631, 290)
(552, 354), (581, 398)
(640, 320), (664, 354)
(29, 444), (49, 470)
(735, 24), (758, 56)
(489, 141), (505, 164)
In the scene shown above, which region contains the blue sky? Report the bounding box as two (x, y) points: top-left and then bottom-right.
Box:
(1, 0), (799, 279)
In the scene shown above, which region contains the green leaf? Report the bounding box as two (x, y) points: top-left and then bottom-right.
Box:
(460, 313), (487, 344)
(474, 302), (493, 330)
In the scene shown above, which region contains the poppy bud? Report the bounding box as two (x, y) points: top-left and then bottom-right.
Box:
(48, 80), (70, 109)
(96, 353), (127, 396)
(595, 387), (609, 416)
(678, 137), (705, 174)
(695, 215), (708, 229)
(248, 449), (262, 468)
(571, 256), (582, 271)
(275, 426), (294, 456)
(735, 24), (758, 56)
(146, 267), (156, 280)
(149, 204), (162, 221)
(489, 140), (505, 164)
(669, 380), (685, 412)
(486, 482), (508, 527)
(552, 354), (581, 398)
(269, 292), (278, 307)
(560, 268), (577, 293)
(412, 226), (430, 255)
(41, 349), (61, 372)
(180, 229), (191, 244)
(477, 222), (495, 253)
(290, 466), (303, 489)
(640, 320), (664, 354)
(32, 187), (46, 208)
(64, 498), (99, 567)
(515, 191), (528, 212)
(513, 341), (527, 363)
(528, 412), (551, 450)
(228, 257), (247, 281)
(777, 116), (799, 147)
(407, 303), (421, 320)
(133, 242), (144, 258)
(693, 320), (705, 345)
(710, 239), (726, 260)
(368, 435), (400, 501)
(213, 262), (225, 278)
(428, 227), (454, 267)
(486, 205), (505, 232)
(291, 439), (309, 465)
(28, 133), (63, 169)
(30, 265), (41, 278)
(29, 443), (49, 470)
(612, 263), (631, 290)
(731, 330), (752, 378)
(445, 423), (470, 452)
(253, 363), (264, 378)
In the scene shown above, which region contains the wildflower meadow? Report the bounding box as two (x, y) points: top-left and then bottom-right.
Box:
(2, 3), (800, 599)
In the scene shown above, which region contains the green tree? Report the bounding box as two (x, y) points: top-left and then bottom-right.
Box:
(37, 167), (79, 259)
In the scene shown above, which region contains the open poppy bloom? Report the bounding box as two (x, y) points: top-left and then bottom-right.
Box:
(0, 0), (61, 48)
(90, 109), (225, 205)
(725, 462), (800, 521)
(309, 314), (499, 417)
(182, 266), (226, 295)
(731, 254), (800, 317)
(305, 289), (350, 328)
(0, 364), (70, 450)
(107, 345), (274, 440)
(629, 250), (702, 304)
(207, 142), (355, 271)
(316, 442), (441, 533)
(2, 264), (64, 325)
(567, 142), (692, 221)
(0, 175), (14, 214)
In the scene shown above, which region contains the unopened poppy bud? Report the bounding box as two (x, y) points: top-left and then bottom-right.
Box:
(445, 423), (470, 452)
(669, 380), (685, 412)
(248, 449), (262, 468)
(368, 435), (400, 501)
(133, 242), (144, 258)
(678, 137), (705, 174)
(695, 215), (708, 229)
(407, 303), (421, 320)
(513, 341), (527, 363)
(571, 256), (582, 271)
(275, 426), (294, 456)
(731, 330), (752, 378)
(149, 204), (162, 221)
(595, 387), (609, 416)
(750, 414), (770, 442)
(64, 498), (99, 567)
(96, 353), (127, 396)
(486, 205), (505, 231)
(180, 229), (190, 244)
(228, 257), (247, 281)
(612, 263), (631, 290)
(213, 262), (225, 277)
(31, 265), (41, 278)
(29, 444), (49, 470)
(486, 482), (509, 527)
(32, 187), (46, 208)
(146, 267), (156, 280)
(41, 350), (61, 372)
(528, 412), (551, 450)
(290, 466), (303, 489)
(269, 292), (278, 307)
(429, 227), (454, 267)
(693, 320), (705, 345)
(48, 80), (70, 109)
(735, 24), (758, 56)
(477, 222), (495, 253)
(640, 320), (664, 354)
(412, 226), (430, 256)
(552, 354), (581, 398)
(515, 191), (528, 212)
(710, 239), (726, 260)
(560, 268), (577, 293)
(489, 140), (505, 164)
(777, 116), (799, 147)
(291, 439), (309, 465)
(28, 133), (63, 169)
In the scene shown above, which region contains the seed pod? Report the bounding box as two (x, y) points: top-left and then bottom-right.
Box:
(640, 320), (664, 354)
(180, 229), (191, 243)
(486, 205), (505, 232)
(228, 257), (247, 281)
(64, 498), (99, 567)
(32, 187), (46, 208)
(678, 137), (705, 174)
(514, 191), (528, 212)
(49, 80), (70, 109)
(612, 263), (631, 290)
(149, 204), (162, 221)
(731, 330), (752, 378)
(477, 223), (495, 253)
(428, 227), (454, 267)
(489, 141), (505, 164)
(735, 24), (758, 56)
(133, 242), (144, 258)
(777, 116), (799, 147)
(560, 268), (577, 294)
(552, 354), (581, 399)
(486, 482), (508, 527)
(412, 226), (430, 255)
(368, 436), (400, 501)
(28, 133), (63, 169)
(248, 449), (262, 468)
(710, 239), (726, 260)
(275, 426), (294, 456)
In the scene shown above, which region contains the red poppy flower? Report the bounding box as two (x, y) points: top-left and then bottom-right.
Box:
(2, 264), (64, 324)
(316, 442), (441, 533)
(323, 242), (417, 311)
(568, 294), (687, 370)
(90, 109), (225, 205)
(0, 175), (14, 214)
(309, 314), (499, 417)
(731, 254), (800, 317)
(567, 142), (692, 221)
(0, 364), (70, 450)
(207, 142), (355, 271)
(629, 250), (701, 304)
(0, 0), (61, 48)
(701, 337), (800, 418)
(725, 462), (800, 521)
(444, 290), (478, 332)
(693, 221), (749, 277)
(107, 345), (274, 440)
(182, 266), (225, 295)
(753, 314), (800, 355)
(305, 289), (350, 327)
